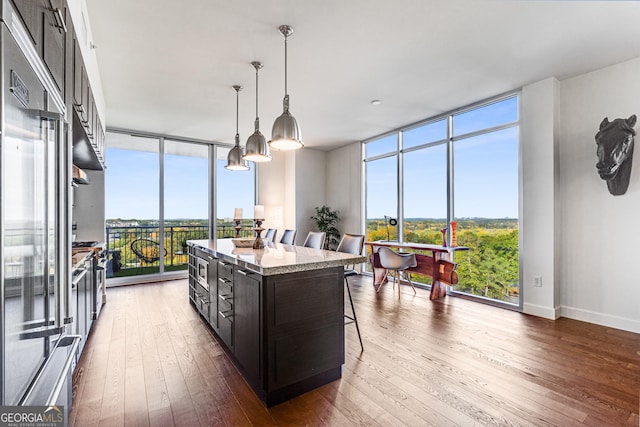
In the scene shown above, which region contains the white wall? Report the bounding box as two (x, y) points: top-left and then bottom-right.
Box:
(521, 78), (561, 319)
(257, 149), (326, 245)
(326, 143), (362, 236)
(295, 149), (327, 243)
(557, 57), (640, 333)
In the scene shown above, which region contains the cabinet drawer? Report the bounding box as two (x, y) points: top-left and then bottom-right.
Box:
(194, 283), (209, 318)
(218, 294), (233, 314)
(217, 261), (233, 280)
(218, 311), (233, 349)
(218, 277), (233, 296)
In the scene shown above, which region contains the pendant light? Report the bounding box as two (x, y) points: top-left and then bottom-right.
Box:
(225, 85), (250, 171)
(244, 61), (272, 162)
(270, 25), (303, 151)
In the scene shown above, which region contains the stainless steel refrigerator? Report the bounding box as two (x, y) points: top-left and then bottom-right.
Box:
(1, 0), (79, 417)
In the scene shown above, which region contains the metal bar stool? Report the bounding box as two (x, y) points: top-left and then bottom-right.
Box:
(376, 246), (417, 299)
(336, 233), (365, 352)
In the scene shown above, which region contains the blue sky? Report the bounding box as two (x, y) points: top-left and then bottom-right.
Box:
(105, 149), (254, 220)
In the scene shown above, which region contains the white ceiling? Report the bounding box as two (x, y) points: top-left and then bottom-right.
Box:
(85, 0), (640, 151)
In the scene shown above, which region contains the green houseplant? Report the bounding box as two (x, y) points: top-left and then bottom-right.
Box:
(310, 205), (340, 250)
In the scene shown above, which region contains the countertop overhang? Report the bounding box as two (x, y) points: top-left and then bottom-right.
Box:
(187, 239), (367, 276)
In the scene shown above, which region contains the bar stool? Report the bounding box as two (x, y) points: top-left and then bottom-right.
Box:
(336, 233), (365, 352)
(376, 246), (417, 298)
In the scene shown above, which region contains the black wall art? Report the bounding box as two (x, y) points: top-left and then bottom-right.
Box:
(594, 114), (636, 196)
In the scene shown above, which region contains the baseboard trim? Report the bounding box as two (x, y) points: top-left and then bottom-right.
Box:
(559, 306), (640, 334)
(523, 302), (559, 320)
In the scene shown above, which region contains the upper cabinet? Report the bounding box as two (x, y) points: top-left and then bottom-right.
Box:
(11, 0), (66, 96)
(11, 0), (105, 170)
(42, 0), (66, 93)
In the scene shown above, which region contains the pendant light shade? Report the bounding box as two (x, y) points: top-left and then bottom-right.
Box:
(270, 25), (303, 151)
(244, 61), (272, 162)
(225, 85), (250, 171)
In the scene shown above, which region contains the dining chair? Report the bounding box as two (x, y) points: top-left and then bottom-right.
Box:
(376, 246), (417, 299)
(263, 228), (277, 243)
(279, 229), (297, 245)
(302, 231), (326, 249)
(336, 233), (365, 351)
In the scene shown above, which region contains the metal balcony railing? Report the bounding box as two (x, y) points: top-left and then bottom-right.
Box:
(105, 224), (254, 278)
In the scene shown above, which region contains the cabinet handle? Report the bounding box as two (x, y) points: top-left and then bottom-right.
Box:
(219, 294), (232, 301)
(237, 270), (248, 276)
(52, 8), (67, 33)
(218, 277), (230, 284)
(218, 261), (230, 267)
(219, 311), (232, 319)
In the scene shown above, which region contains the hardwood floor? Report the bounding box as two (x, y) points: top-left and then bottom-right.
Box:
(69, 277), (640, 426)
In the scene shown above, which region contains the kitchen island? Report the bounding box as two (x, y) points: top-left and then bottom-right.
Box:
(187, 239), (367, 406)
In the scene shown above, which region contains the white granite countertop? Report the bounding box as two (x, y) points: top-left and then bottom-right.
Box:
(187, 239), (368, 276)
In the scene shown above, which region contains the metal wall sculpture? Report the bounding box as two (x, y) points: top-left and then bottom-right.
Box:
(594, 114), (636, 195)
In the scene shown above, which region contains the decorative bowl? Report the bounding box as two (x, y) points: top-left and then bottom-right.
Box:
(231, 238), (255, 248)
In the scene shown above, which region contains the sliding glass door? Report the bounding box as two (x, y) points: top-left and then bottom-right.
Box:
(105, 134), (161, 277)
(163, 140), (210, 271)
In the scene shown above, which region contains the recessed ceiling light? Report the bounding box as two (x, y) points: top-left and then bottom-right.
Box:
(370, 99), (381, 105)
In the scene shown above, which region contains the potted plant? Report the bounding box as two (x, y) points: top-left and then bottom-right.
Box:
(310, 205), (340, 250)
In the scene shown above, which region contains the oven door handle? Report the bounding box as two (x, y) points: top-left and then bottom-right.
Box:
(72, 269), (87, 287)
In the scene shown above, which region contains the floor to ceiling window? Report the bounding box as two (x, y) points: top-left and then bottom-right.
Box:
(163, 139), (210, 270)
(104, 131), (254, 283)
(363, 94), (520, 307)
(365, 134), (398, 242)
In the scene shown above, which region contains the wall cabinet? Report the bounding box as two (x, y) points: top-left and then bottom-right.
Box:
(12, 0), (105, 169)
(71, 34), (104, 169)
(11, 0), (66, 94)
(11, 0), (42, 55)
(42, 0), (65, 93)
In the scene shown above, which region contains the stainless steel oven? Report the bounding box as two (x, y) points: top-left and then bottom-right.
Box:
(196, 255), (209, 292)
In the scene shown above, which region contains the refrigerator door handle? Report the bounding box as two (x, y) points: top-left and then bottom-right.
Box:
(46, 336), (81, 406)
(20, 335), (81, 406)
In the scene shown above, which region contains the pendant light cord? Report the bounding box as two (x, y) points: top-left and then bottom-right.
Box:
(235, 87), (240, 144)
(284, 34), (288, 96)
(255, 66), (259, 119)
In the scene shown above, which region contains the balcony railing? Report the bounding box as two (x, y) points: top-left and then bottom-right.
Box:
(105, 224), (253, 278)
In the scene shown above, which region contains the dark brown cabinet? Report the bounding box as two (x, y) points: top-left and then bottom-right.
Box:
(234, 269), (261, 383)
(216, 260), (234, 349)
(11, 0), (42, 50)
(42, 0), (65, 93)
(71, 30), (104, 169)
(11, 0), (66, 94)
(187, 242), (346, 407)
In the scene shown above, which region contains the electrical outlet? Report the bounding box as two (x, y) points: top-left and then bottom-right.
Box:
(534, 276), (542, 287)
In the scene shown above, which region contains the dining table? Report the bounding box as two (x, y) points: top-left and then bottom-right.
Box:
(365, 241), (469, 300)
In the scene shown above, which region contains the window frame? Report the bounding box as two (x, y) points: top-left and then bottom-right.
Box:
(362, 91), (521, 310)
